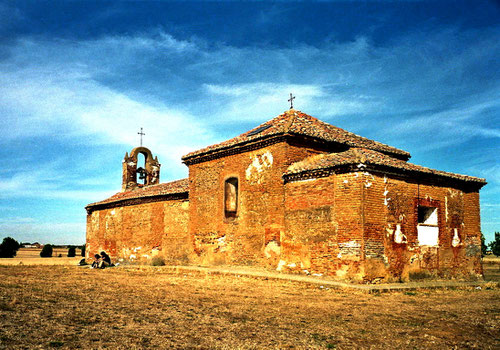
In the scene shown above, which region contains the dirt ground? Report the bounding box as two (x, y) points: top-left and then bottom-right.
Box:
(0, 265), (498, 349)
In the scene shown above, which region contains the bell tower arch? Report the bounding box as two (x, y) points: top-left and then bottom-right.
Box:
(122, 146), (161, 191)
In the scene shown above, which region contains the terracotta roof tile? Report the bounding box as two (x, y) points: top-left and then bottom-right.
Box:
(86, 178), (189, 208)
(182, 109), (410, 161)
(286, 148), (486, 184)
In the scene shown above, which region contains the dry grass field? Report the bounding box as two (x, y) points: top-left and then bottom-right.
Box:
(0, 248), (84, 266)
(0, 265), (499, 350)
(483, 256), (500, 282)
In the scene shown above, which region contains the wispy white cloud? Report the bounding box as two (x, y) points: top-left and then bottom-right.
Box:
(1, 27), (499, 172)
(204, 82), (372, 124)
(0, 162), (116, 201)
(469, 164), (500, 190)
(384, 98), (500, 151)
(0, 217), (35, 224)
(0, 38), (216, 179)
(3, 26), (498, 141)
(90, 32), (198, 53)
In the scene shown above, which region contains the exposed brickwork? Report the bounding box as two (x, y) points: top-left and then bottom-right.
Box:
(188, 142), (293, 265)
(282, 173), (365, 279)
(360, 172), (483, 281)
(86, 199), (189, 263)
(279, 169), (484, 282)
(86, 109), (485, 282)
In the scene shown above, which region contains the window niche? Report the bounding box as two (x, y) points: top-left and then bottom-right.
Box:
(224, 177), (238, 219)
(417, 206), (439, 246)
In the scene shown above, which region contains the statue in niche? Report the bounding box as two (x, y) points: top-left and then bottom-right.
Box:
(224, 178), (238, 217)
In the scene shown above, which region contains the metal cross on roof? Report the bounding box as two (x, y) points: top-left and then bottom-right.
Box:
(288, 93), (295, 109)
(137, 127), (145, 147)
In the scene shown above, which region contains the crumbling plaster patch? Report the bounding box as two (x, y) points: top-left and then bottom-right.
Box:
(264, 241), (280, 258)
(245, 151), (273, 184)
(452, 228), (461, 247)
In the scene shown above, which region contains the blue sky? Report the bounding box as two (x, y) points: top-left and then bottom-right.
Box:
(0, 1), (498, 245)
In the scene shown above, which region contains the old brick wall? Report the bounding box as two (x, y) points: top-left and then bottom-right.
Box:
(361, 171), (483, 281)
(161, 200), (191, 263)
(282, 169), (483, 282)
(87, 139), (483, 282)
(283, 172), (364, 279)
(187, 141), (321, 266)
(86, 199), (189, 263)
(283, 176), (336, 273)
(333, 172), (364, 278)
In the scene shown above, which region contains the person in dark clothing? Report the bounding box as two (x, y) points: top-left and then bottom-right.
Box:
(91, 254), (101, 268)
(99, 251), (111, 268)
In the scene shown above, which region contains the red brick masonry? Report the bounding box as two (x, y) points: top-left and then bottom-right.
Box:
(86, 109), (486, 282)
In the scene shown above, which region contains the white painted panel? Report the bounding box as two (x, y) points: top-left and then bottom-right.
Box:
(418, 225), (439, 246)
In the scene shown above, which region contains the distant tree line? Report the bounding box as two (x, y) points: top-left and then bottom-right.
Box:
(0, 237), (86, 258)
(40, 244), (86, 258)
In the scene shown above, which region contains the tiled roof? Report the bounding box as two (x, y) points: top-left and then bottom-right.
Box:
(182, 109), (410, 162)
(86, 178), (189, 208)
(285, 148), (487, 185)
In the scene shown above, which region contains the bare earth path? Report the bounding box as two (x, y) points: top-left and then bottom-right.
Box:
(0, 266), (498, 349)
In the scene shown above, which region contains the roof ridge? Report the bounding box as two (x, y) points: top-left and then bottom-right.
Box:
(86, 178), (189, 209)
(285, 148), (486, 185)
(284, 109), (298, 133)
(182, 110), (411, 163)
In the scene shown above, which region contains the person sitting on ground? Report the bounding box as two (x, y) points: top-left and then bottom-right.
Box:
(99, 251), (112, 268)
(91, 254), (101, 268)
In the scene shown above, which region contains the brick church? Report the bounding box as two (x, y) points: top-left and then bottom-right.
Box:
(86, 109), (486, 282)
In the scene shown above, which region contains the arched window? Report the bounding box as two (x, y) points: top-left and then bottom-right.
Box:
(224, 177), (238, 219)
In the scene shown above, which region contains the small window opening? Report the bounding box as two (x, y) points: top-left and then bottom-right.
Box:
(136, 152), (147, 185)
(417, 206), (439, 246)
(418, 206), (438, 226)
(224, 178), (238, 219)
